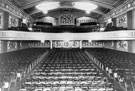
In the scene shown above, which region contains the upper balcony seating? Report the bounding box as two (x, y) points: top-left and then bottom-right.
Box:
(80, 22), (98, 26)
(8, 25), (99, 33)
(32, 26), (98, 33)
(20, 49), (114, 91)
(31, 21), (99, 33)
(33, 22), (53, 27)
(104, 25), (127, 32)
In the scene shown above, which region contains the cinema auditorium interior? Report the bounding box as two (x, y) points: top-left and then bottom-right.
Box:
(1, 0), (135, 91)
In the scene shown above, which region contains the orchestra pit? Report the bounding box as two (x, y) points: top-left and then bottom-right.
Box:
(1, 0), (135, 91)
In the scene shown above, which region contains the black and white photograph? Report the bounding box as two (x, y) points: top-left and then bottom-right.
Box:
(0, 0), (135, 91)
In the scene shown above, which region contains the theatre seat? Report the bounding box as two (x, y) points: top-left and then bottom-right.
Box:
(19, 49), (115, 91)
(86, 48), (135, 91)
(0, 48), (47, 90)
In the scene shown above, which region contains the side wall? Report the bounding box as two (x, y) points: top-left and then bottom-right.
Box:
(99, 0), (135, 53)
(0, 0), (34, 53)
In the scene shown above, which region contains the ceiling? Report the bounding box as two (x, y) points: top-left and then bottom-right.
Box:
(10, 0), (126, 19)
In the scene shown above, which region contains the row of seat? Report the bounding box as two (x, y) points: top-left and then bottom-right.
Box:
(86, 48), (135, 91)
(0, 48), (47, 88)
(32, 26), (98, 33)
(20, 49), (114, 91)
(104, 26), (127, 32)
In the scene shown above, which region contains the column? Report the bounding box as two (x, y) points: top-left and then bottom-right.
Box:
(127, 10), (135, 53)
(113, 41), (118, 50)
(2, 40), (7, 53)
(112, 18), (117, 27)
(3, 11), (9, 30)
(133, 10), (135, 29)
(17, 41), (21, 50)
(79, 40), (82, 49)
(128, 40), (135, 53)
(18, 18), (22, 27)
(50, 40), (53, 49)
(127, 10), (133, 29)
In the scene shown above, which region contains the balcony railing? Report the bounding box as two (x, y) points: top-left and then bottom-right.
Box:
(0, 30), (135, 40)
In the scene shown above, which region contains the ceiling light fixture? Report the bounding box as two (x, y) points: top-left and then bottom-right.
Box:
(36, 2), (60, 13)
(74, 2), (97, 14)
(88, 40), (92, 42)
(86, 11), (91, 14)
(40, 40), (44, 43)
(43, 10), (48, 14)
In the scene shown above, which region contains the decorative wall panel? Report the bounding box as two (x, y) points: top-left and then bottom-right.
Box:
(7, 41), (18, 52)
(103, 41), (114, 49)
(53, 40), (79, 48)
(82, 41), (103, 48)
(0, 12), (3, 29)
(116, 14), (127, 28)
(59, 14), (74, 25)
(116, 40), (128, 51)
(8, 16), (18, 28)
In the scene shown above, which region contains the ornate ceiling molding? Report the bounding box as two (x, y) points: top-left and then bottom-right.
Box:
(103, 0), (133, 20)
(20, 0), (113, 10)
(29, 7), (105, 16)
